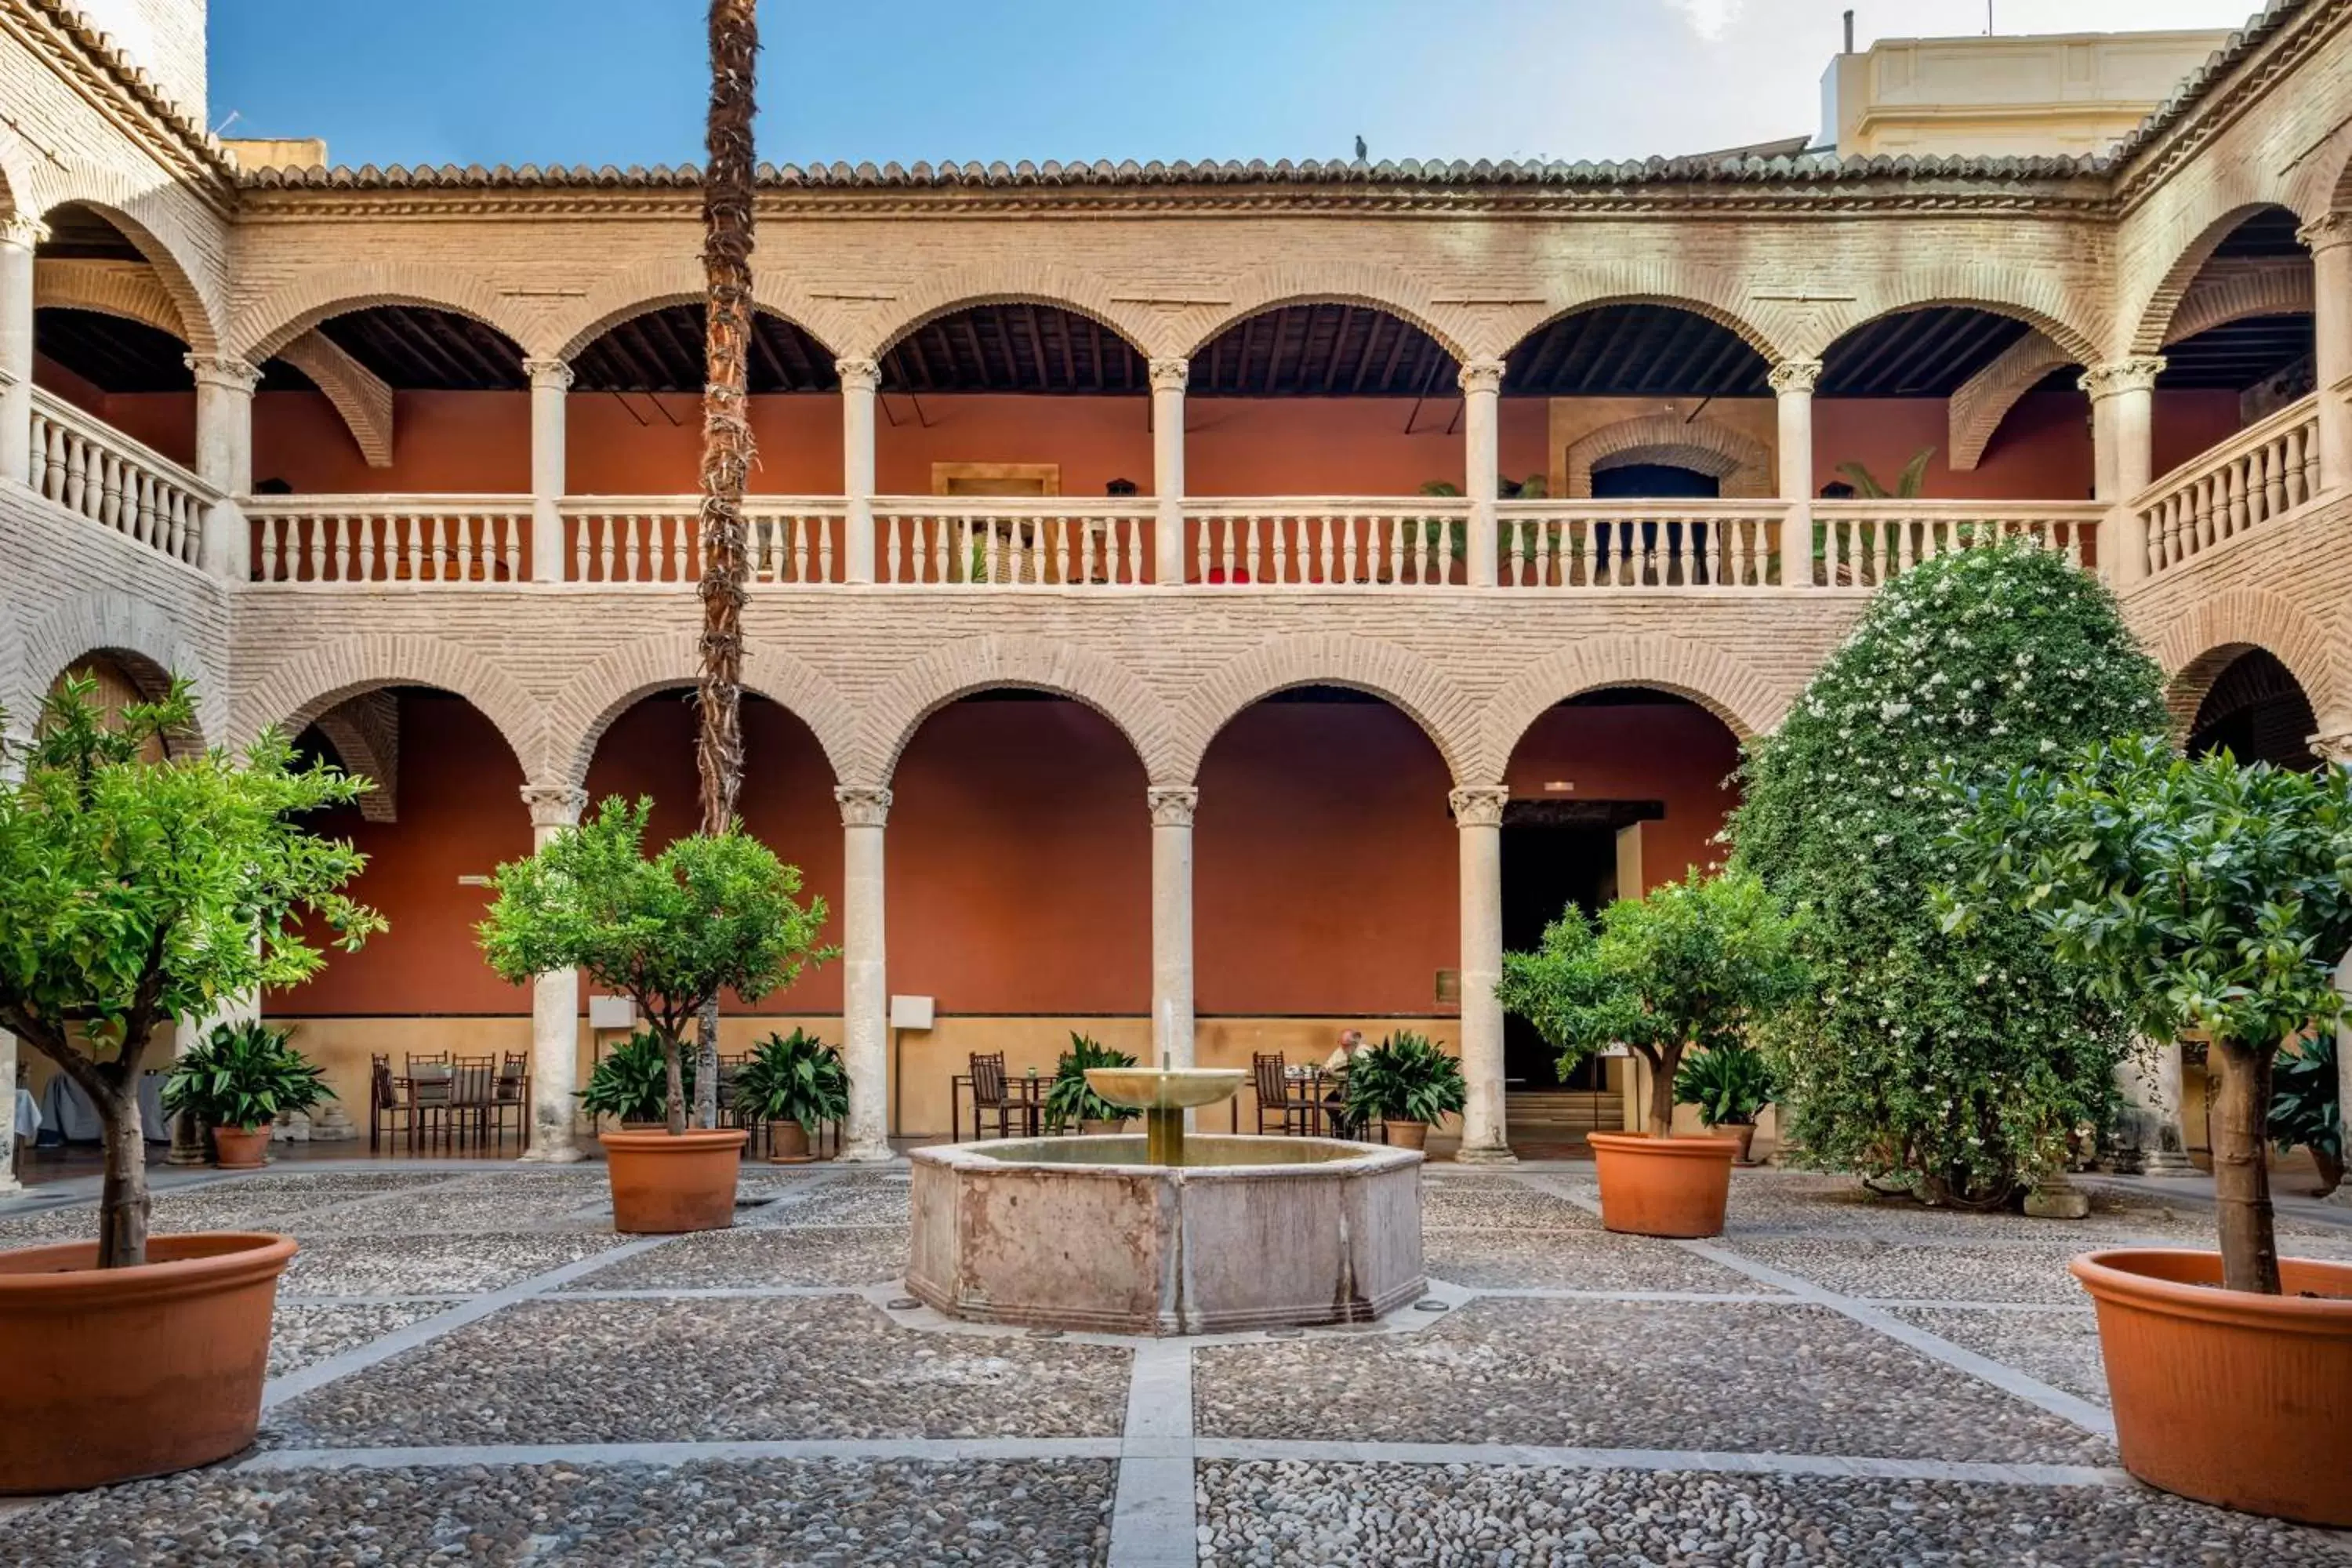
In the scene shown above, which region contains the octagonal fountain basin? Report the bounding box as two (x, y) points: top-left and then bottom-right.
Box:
(907, 1135), (1425, 1336)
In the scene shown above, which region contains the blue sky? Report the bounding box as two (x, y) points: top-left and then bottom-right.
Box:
(206, 0), (2264, 170)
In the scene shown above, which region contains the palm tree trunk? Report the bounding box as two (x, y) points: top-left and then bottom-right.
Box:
(696, 0), (758, 1132)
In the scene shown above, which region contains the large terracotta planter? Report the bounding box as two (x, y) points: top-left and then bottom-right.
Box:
(600, 1127), (747, 1232)
(2070, 1248), (2352, 1526)
(0, 1231), (297, 1493)
(212, 1125), (270, 1169)
(1585, 1131), (1737, 1237)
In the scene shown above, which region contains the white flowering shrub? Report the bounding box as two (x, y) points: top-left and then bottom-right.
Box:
(1730, 541), (2168, 1203)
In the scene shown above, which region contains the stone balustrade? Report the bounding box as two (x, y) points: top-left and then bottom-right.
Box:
(2132, 392), (2321, 577)
(245, 495), (534, 584)
(1812, 500), (2102, 587)
(1497, 501), (1788, 590)
(872, 496), (1155, 586)
(562, 497), (846, 586)
(27, 388), (215, 568)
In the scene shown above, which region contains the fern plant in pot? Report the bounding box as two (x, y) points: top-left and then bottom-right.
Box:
(1674, 1041), (1775, 1166)
(1340, 1031), (1465, 1150)
(162, 1022), (334, 1170)
(1044, 1034), (1138, 1134)
(733, 1028), (850, 1161)
(578, 1031), (693, 1130)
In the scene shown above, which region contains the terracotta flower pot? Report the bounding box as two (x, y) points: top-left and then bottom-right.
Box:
(212, 1125), (271, 1170)
(2069, 1248), (2352, 1526)
(1706, 1123), (1758, 1166)
(0, 1231), (297, 1493)
(1078, 1119), (1124, 1138)
(768, 1120), (813, 1163)
(1585, 1131), (1737, 1237)
(1385, 1120), (1429, 1151)
(600, 1127), (748, 1233)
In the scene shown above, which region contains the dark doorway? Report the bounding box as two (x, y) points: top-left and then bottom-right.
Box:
(1500, 800), (1661, 1090)
(1592, 463), (1720, 499)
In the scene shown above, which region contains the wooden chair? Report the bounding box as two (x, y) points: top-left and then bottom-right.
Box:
(1253, 1052), (1323, 1136)
(368, 1054), (410, 1152)
(449, 1055), (496, 1151)
(403, 1055), (455, 1152)
(968, 1051), (1033, 1140)
(490, 1051), (530, 1150)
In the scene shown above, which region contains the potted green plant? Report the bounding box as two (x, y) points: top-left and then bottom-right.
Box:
(1944, 737), (2352, 1526)
(0, 677), (379, 1491)
(162, 1022), (333, 1169)
(733, 1028), (849, 1160)
(1674, 1040), (1774, 1165)
(1044, 1033), (1138, 1134)
(1340, 1030), (1465, 1151)
(1499, 868), (1806, 1236)
(2267, 1033), (2342, 1199)
(578, 1030), (694, 1130)
(478, 797), (833, 1234)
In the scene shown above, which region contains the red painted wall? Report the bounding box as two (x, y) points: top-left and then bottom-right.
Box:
(1504, 702), (1743, 891)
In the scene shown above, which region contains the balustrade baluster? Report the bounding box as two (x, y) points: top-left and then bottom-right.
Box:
(2285, 428), (2310, 508)
(2262, 440), (2285, 520)
(38, 422), (64, 501)
(2227, 461), (2249, 539)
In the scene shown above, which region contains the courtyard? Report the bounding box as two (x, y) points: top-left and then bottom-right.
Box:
(0, 1161), (2346, 1566)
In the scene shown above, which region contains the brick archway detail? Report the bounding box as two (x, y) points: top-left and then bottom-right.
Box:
(2151, 588), (2340, 734)
(1474, 636), (1776, 782)
(550, 257), (856, 361)
(1494, 275), (1791, 364)
(862, 260), (1160, 361)
(16, 590), (221, 748)
(1947, 332), (2076, 472)
(855, 636), (1174, 786)
(1565, 415), (1773, 499)
(1809, 273), (2100, 367)
(1171, 261), (1472, 364)
(233, 634), (544, 775)
(549, 632), (855, 790)
(230, 263), (537, 361)
(1168, 635), (1475, 786)
(2122, 201), (2292, 357)
(2164, 260), (2312, 345)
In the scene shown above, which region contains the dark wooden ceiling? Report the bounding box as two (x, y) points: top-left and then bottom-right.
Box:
(1506, 305), (1767, 397)
(2212, 205), (2306, 258)
(314, 305), (527, 390)
(2159, 315), (2314, 390)
(573, 303), (839, 393)
(1191, 305), (1455, 397)
(886, 303), (1145, 394)
(33, 307), (315, 394)
(1819, 308), (2033, 397)
(33, 204), (144, 261)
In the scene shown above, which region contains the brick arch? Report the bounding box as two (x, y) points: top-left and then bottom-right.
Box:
(271, 332), (397, 468)
(15, 590), (223, 748)
(1490, 273), (1791, 365)
(33, 258), (185, 336)
(2122, 201), (2293, 357)
(1171, 261), (1472, 364)
(1947, 332), (2077, 472)
(2163, 259), (2312, 346)
(548, 256), (857, 361)
(547, 632), (856, 790)
(1475, 636), (1780, 782)
(232, 635), (544, 775)
(34, 194), (221, 355)
(310, 693), (400, 823)
(853, 636), (1174, 786)
(1807, 272), (2100, 367)
(2150, 589), (2342, 735)
(229, 262), (538, 361)
(861, 260), (1161, 361)
(1167, 635), (1476, 786)
(1563, 414), (1773, 499)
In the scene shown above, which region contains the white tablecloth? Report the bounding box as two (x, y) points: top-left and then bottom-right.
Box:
(36, 1071), (171, 1143)
(12, 1087), (34, 1141)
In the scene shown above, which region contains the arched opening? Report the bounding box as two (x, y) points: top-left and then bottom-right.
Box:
(887, 689), (1151, 1137)
(28, 205), (206, 470)
(1817, 305), (2089, 499)
(565, 303), (844, 495)
(42, 649), (183, 761)
(2154, 209), (2315, 448)
(1194, 685), (1458, 1134)
(2185, 648), (2321, 770)
(1497, 688), (1743, 1151)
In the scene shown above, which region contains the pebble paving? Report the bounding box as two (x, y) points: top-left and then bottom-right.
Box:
(0, 1162), (2343, 1567)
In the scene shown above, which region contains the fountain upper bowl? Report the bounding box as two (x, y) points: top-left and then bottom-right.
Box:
(1083, 1066), (1247, 1111)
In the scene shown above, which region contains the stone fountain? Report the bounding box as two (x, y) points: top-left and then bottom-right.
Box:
(906, 1058), (1425, 1335)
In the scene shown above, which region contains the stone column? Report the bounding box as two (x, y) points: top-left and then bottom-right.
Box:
(2111, 1041), (2198, 1177)
(2082, 358), (2165, 586)
(0, 216), (39, 488)
(1148, 787), (1197, 1072)
(187, 354), (260, 581)
(523, 358), (572, 583)
(1149, 358), (1188, 585)
(838, 358), (879, 584)
(1451, 786), (1514, 1163)
(1459, 358), (1504, 587)
(519, 785), (587, 1162)
(0, 1027), (20, 1196)
(2299, 214), (2352, 492)
(1769, 359), (1822, 587)
(837, 785), (893, 1160)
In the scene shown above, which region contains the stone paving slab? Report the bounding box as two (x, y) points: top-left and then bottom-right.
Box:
(1419, 1178), (1602, 1232)
(265, 1295), (1132, 1448)
(0, 1457), (1116, 1566)
(557, 1224), (909, 1290)
(1726, 1237), (2098, 1305)
(1887, 1306), (2111, 1408)
(267, 1301), (451, 1379)
(323, 1184), (612, 1236)
(1192, 1298), (2111, 1465)
(753, 1176), (912, 1229)
(281, 1232), (625, 1297)
(1424, 1227), (1783, 1294)
(1194, 1459), (2346, 1566)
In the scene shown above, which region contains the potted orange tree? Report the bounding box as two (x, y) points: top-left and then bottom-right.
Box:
(1945, 736), (2352, 1526)
(0, 676), (379, 1491)
(1500, 868), (1804, 1236)
(478, 797), (830, 1232)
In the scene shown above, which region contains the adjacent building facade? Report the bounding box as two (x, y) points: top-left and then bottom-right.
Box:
(4, 0), (2350, 1176)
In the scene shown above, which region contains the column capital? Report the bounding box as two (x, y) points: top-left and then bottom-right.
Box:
(1449, 786), (1511, 828)
(836, 357), (880, 393)
(184, 354), (261, 394)
(1768, 358), (1824, 396)
(520, 784), (586, 828)
(1147, 357), (1189, 394)
(2078, 358), (2166, 399)
(836, 784), (892, 826)
(2310, 731), (2352, 767)
(2298, 212), (2352, 253)
(1146, 786), (1198, 826)
(521, 358), (575, 392)
(0, 215), (45, 250)
(1457, 358), (1506, 396)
